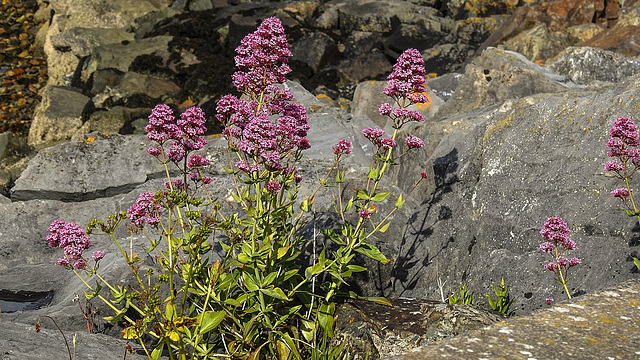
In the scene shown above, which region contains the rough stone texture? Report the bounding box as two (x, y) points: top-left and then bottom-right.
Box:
(435, 47), (578, 119)
(290, 31), (337, 72)
(28, 86), (90, 146)
(387, 278), (640, 359)
(0, 320), (149, 360)
(547, 46), (640, 84)
(380, 68), (640, 317)
(500, 22), (573, 63)
(80, 36), (174, 82)
(333, 298), (505, 359)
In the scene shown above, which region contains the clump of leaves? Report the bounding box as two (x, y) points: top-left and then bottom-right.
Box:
(448, 284), (475, 305)
(485, 278), (515, 315)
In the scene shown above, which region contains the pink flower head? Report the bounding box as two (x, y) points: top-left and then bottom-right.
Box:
(545, 297), (554, 305)
(187, 154), (211, 168)
(164, 179), (188, 191)
(379, 103), (393, 116)
(92, 251), (106, 262)
(383, 48), (427, 99)
(145, 104), (176, 144)
(127, 192), (162, 228)
(334, 139), (352, 155)
(359, 209), (371, 219)
(567, 257), (582, 267)
(46, 220), (97, 270)
(266, 181), (281, 193)
(405, 135), (424, 149)
(420, 171), (428, 179)
(611, 188), (631, 198)
(362, 128), (385, 143)
(608, 117), (639, 147)
(233, 17), (292, 94)
(379, 138), (396, 151)
(544, 262), (559, 271)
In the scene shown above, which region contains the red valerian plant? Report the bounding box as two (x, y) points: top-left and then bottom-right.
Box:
(44, 17), (431, 359)
(539, 217), (581, 300)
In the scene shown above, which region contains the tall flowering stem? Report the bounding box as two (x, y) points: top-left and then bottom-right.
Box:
(539, 217), (581, 299)
(357, 48), (430, 221)
(604, 117), (640, 225)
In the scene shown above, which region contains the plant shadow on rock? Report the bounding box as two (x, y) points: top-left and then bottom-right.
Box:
(391, 148), (459, 296)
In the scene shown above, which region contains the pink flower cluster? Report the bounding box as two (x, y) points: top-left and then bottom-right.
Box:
(46, 220), (103, 270)
(217, 17), (310, 176)
(333, 139), (352, 156)
(539, 217), (581, 277)
(146, 105), (208, 163)
(379, 48), (430, 129)
(605, 117), (640, 209)
(127, 192), (162, 228)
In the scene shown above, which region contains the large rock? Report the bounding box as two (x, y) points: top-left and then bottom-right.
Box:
(435, 47), (578, 119)
(334, 298), (505, 359)
(389, 278), (640, 359)
(28, 86), (90, 147)
(547, 46), (640, 84)
(381, 70), (640, 315)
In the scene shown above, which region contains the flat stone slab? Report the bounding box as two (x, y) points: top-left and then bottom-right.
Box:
(388, 278), (640, 359)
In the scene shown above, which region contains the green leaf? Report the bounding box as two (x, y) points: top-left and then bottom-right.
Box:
(321, 229), (345, 245)
(318, 303), (335, 337)
(300, 195), (314, 212)
(282, 269), (298, 281)
(84, 282), (102, 300)
(238, 218), (255, 227)
(346, 292), (393, 306)
(282, 333), (302, 360)
(345, 197), (354, 212)
(263, 272), (277, 287)
(150, 343), (164, 360)
(103, 303), (129, 322)
(260, 287), (290, 301)
(347, 265), (367, 272)
(370, 192), (390, 201)
(198, 311), (226, 334)
(395, 194), (405, 209)
(277, 245), (290, 259)
(243, 273), (260, 292)
(355, 243), (391, 263)
(354, 189), (370, 200)
(633, 256), (640, 270)
(222, 165), (236, 175)
(367, 166), (380, 180)
(335, 170), (346, 183)
(378, 221), (391, 233)
(110, 285), (127, 304)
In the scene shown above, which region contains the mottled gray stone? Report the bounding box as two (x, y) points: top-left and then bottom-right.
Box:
(388, 278), (640, 359)
(547, 46), (640, 84)
(435, 47), (579, 119)
(334, 298), (505, 359)
(28, 86), (90, 146)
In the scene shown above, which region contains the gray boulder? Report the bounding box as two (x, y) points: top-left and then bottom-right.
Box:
(380, 69), (640, 315)
(388, 278), (640, 359)
(28, 86), (90, 147)
(435, 47), (579, 119)
(547, 46), (640, 84)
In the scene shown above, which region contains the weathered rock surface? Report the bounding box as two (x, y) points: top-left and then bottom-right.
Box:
(435, 47), (578, 119)
(387, 278), (640, 359)
(547, 46), (640, 84)
(333, 298), (505, 359)
(378, 51), (640, 317)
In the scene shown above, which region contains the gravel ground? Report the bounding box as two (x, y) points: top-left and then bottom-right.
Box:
(0, 0), (48, 137)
